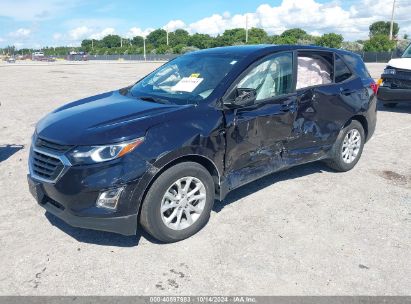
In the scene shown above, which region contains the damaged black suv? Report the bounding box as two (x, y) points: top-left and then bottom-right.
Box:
(28, 45), (377, 242)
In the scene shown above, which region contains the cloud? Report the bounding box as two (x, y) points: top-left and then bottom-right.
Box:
(126, 27), (154, 38)
(53, 33), (62, 40)
(68, 26), (93, 40)
(70, 0), (411, 44)
(58, 26), (117, 44)
(163, 20), (186, 32)
(9, 28), (32, 39)
(89, 28), (116, 39)
(188, 14), (226, 36)
(158, 0), (411, 40)
(4, 0), (409, 48)
(67, 26), (117, 41)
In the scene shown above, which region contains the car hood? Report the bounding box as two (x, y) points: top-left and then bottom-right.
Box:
(387, 58), (411, 71)
(36, 90), (193, 145)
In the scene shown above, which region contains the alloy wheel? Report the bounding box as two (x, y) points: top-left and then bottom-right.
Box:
(341, 129), (361, 164)
(160, 176), (206, 230)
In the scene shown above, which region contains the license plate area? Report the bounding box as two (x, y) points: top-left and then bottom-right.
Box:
(28, 176), (45, 203)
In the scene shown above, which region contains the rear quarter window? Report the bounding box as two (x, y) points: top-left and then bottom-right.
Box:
(335, 55), (353, 83)
(342, 53), (371, 81)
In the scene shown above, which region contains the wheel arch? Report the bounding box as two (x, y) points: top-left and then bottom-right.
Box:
(135, 154), (222, 219)
(343, 114), (369, 140)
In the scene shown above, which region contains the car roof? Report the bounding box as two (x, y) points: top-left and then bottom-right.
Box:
(190, 44), (358, 60)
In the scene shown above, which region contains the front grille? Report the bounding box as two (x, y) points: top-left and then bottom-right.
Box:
(396, 69), (411, 78)
(35, 137), (73, 153)
(393, 78), (411, 89)
(31, 150), (64, 181)
(383, 68), (411, 89)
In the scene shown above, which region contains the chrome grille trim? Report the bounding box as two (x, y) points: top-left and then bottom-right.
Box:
(29, 147), (72, 184)
(35, 137), (73, 153)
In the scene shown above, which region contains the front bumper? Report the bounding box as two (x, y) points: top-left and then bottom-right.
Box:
(28, 174), (139, 235)
(378, 86), (411, 103)
(27, 146), (151, 236)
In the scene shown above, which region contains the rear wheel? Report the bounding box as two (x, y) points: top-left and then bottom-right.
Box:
(140, 162), (215, 243)
(383, 102), (397, 108)
(326, 120), (365, 172)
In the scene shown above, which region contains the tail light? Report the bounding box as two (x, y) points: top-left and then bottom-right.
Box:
(370, 82), (379, 95)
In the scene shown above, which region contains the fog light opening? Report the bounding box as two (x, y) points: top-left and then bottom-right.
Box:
(96, 187), (124, 210)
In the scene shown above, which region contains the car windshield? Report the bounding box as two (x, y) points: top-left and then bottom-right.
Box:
(402, 44), (411, 58)
(129, 53), (242, 104)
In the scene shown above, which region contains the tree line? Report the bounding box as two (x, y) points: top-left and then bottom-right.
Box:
(81, 28), (346, 55)
(1, 21), (408, 57)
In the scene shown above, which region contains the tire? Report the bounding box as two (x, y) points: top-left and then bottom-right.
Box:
(140, 162), (215, 243)
(326, 120), (365, 172)
(383, 102), (397, 108)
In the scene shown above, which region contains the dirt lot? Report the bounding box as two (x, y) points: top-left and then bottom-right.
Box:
(0, 61), (410, 295)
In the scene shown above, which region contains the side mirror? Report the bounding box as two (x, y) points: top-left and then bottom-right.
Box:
(234, 88), (257, 107)
(223, 88), (257, 108)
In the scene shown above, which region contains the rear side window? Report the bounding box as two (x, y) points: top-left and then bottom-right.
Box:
(342, 53), (371, 80)
(296, 51), (333, 89)
(334, 55), (352, 83)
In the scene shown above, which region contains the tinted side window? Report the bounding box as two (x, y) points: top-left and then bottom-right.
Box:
(237, 52), (293, 102)
(335, 55), (352, 83)
(402, 43), (411, 58)
(342, 53), (371, 80)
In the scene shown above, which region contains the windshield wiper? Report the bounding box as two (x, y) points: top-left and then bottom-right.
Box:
(137, 96), (171, 104)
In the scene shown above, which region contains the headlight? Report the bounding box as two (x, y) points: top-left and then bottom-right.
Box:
(68, 137), (144, 164)
(383, 68), (396, 75)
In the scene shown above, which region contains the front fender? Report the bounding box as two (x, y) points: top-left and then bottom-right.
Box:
(130, 105), (226, 213)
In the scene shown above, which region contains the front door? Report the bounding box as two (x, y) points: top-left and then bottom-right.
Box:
(223, 52), (297, 190)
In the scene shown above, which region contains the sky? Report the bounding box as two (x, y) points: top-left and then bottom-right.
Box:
(0, 0), (410, 49)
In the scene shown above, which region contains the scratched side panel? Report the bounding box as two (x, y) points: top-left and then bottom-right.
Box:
(222, 95), (298, 192)
(132, 104), (226, 204)
(284, 78), (365, 165)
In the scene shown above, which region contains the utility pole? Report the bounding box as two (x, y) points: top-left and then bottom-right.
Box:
(91, 39), (94, 50)
(245, 14), (249, 44)
(143, 37), (146, 61)
(166, 30), (169, 46)
(389, 0), (396, 40)
(121, 37), (123, 48)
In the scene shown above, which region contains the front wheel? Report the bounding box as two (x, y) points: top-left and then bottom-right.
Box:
(140, 162), (215, 243)
(326, 120), (365, 172)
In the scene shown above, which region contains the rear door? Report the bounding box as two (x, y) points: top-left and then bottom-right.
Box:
(223, 51), (298, 190)
(285, 51), (365, 162)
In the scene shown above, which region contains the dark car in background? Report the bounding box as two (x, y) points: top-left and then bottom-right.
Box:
(28, 45), (377, 242)
(378, 43), (411, 107)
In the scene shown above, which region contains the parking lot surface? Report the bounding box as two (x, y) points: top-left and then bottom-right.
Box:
(0, 62), (410, 295)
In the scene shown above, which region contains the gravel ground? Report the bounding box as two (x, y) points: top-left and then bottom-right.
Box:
(0, 61), (410, 295)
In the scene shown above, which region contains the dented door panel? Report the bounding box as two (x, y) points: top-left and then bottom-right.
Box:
(286, 77), (365, 156)
(224, 95), (297, 190)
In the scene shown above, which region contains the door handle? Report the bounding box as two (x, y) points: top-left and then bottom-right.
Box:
(340, 87), (355, 95)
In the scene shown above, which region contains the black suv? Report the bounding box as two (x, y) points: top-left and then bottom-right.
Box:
(28, 45), (377, 242)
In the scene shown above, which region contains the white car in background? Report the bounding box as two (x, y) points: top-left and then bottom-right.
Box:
(378, 43), (411, 107)
(32, 52), (45, 61)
